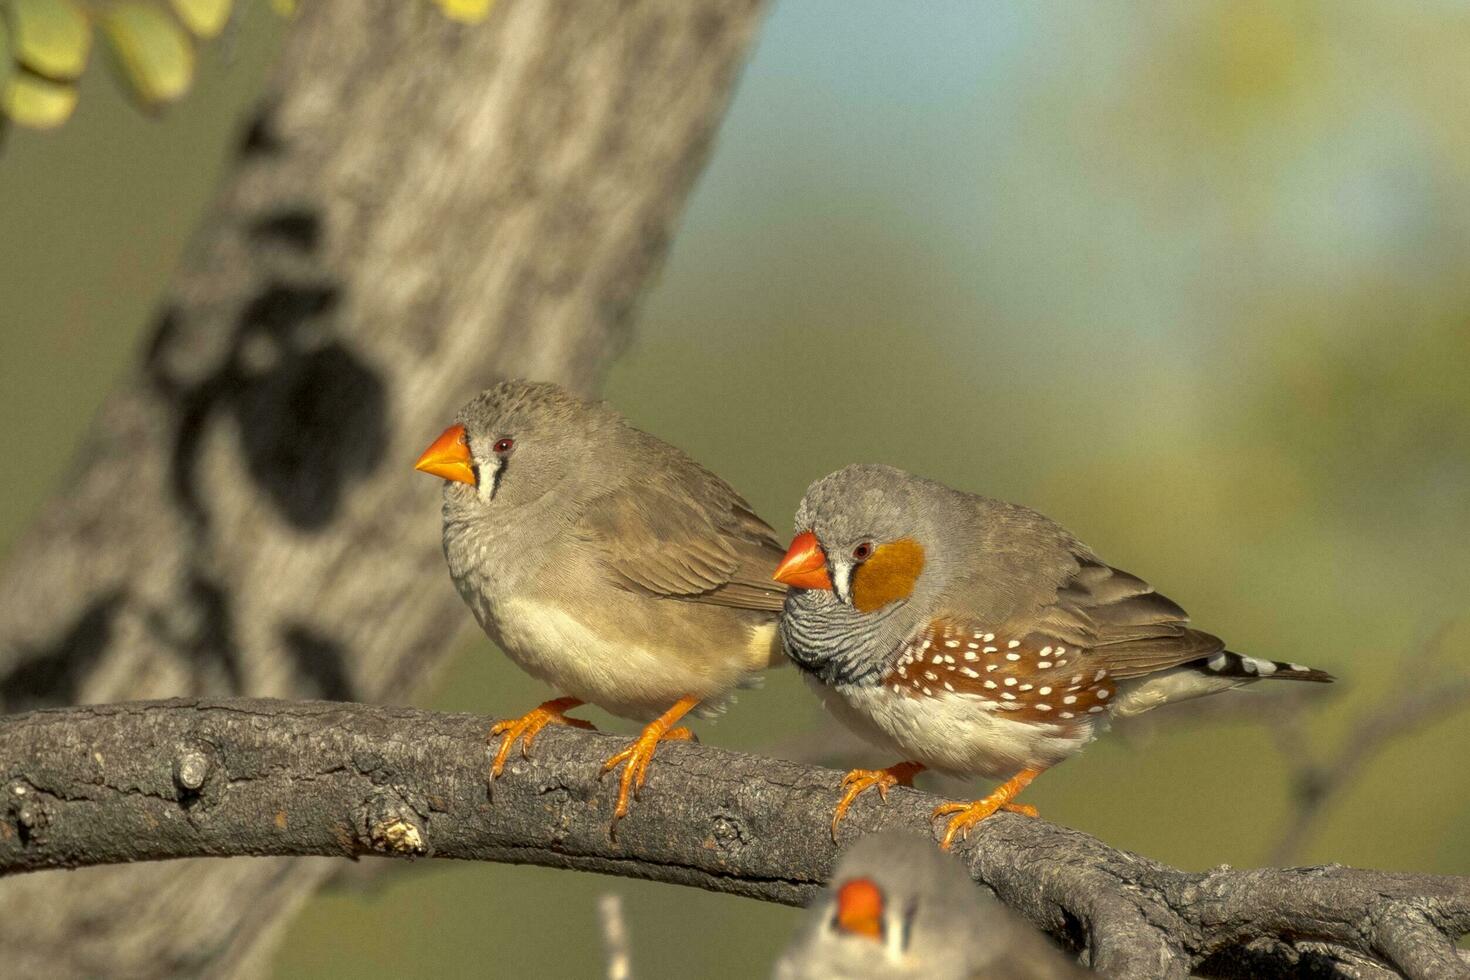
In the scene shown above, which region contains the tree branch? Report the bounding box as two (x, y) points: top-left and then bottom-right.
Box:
(3, 699), (1465, 979)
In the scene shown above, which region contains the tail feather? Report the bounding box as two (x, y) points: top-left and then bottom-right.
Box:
(1197, 650), (1334, 683)
(1112, 650), (1334, 718)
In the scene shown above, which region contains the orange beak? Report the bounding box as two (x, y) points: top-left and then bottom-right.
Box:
(773, 530), (832, 590)
(834, 877), (884, 940)
(415, 423), (477, 485)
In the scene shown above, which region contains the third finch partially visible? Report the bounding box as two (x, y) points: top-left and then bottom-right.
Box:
(774, 464), (1333, 848)
(416, 381), (787, 827)
(774, 832), (1084, 980)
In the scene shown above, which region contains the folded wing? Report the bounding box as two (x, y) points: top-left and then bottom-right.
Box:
(577, 457), (788, 613)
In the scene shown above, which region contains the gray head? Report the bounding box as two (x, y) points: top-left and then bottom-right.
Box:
(775, 465), (970, 686)
(416, 380), (640, 597)
(416, 379), (625, 517)
(773, 833), (994, 979)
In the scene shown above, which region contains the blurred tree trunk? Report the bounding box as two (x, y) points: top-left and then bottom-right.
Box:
(0, 1), (764, 975)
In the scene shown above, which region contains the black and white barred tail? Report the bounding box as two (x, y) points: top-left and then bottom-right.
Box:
(1111, 650), (1333, 717)
(1194, 651), (1335, 683)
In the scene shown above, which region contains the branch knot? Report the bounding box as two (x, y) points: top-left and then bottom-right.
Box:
(360, 788), (428, 857)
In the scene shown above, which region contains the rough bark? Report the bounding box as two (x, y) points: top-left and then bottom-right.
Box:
(3, 699), (1467, 980)
(0, 1), (765, 975)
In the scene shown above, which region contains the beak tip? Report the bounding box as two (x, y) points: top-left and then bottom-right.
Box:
(415, 423), (477, 485)
(835, 878), (885, 940)
(773, 530), (833, 591)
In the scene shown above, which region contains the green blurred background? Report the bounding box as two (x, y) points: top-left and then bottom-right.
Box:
(3, 1), (1469, 976)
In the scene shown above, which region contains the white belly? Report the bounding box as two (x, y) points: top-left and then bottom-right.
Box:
(486, 595), (769, 721)
(814, 677), (1099, 780)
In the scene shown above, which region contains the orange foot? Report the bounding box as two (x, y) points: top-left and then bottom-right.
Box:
(488, 697), (596, 780)
(601, 695), (700, 828)
(933, 766), (1044, 850)
(831, 761), (926, 840)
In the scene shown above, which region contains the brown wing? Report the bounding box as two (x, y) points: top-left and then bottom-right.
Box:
(576, 460), (788, 613)
(882, 551), (1318, 726)
(1037, 557), (1224, 679)
(948, 498), (1221, 678)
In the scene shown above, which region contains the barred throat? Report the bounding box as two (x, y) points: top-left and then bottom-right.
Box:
(779, 590), (905, 687)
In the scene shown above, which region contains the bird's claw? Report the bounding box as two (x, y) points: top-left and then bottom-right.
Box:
(602, 726), (694, 824)
(487, 697), (594, 781)
(933, 799), (1037, 850)
(933, 767), (1043, 850)
(830, 762), (924, 840)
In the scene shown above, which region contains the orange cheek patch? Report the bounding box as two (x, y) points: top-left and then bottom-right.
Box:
(851, 538), (926, 613)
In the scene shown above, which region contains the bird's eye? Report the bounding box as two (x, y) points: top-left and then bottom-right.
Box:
(852, 542), (873, 561)
(493, 437), (515, 454)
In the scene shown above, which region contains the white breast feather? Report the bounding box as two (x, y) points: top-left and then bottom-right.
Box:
(488, 597), (751, 721)
(813, 677), (1099, 780)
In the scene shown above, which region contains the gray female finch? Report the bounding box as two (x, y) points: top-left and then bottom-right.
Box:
(774, 832), (1084, 979)
(774, 464), (1333, 849)
(416, 381), (787, 826)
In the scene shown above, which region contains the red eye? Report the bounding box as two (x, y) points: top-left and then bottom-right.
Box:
(852, 542), (873, 561)
(493, 437), (515, 454)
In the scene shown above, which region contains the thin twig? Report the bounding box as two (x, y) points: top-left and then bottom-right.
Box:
(1268, 624), (1469, 864)
(598, 894), (632, 980)
(1112, 625), (1470, 866)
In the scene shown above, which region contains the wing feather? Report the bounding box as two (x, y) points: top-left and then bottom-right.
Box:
(1042, 557), (1224, 679)
(576, 454), (788, 613)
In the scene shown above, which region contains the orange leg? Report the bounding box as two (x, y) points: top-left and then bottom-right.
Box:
(830, 761), (926, 841)
(488, 697), (596, 780)
(601, 695), (700, 827)
(933, 767), (1044, 851)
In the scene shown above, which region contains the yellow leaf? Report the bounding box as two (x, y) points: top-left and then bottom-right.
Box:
(269, 0), (296, 16)
(3, 70), (78, 128)
(10, 0), (92, 81)
(433, 0), (496, 25)
(169, 0), (233, 39)
(100, 2), (194, 105)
